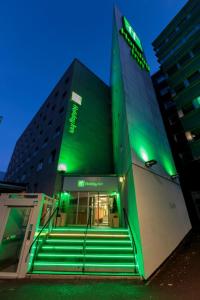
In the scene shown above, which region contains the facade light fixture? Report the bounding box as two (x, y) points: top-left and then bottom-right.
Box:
(170, 174), (179, 180)
(119, 176), (125, 183)
(145, 160), (157, 168)
(58, 163), (67, 172)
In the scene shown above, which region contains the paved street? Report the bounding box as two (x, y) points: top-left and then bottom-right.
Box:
(0, 231), (199, 300)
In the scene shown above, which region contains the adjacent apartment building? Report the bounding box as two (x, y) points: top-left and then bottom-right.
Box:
(152, 0), (200, 226)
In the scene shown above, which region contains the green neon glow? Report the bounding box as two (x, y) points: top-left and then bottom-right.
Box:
(123, 17), (143, 52)
(42, 246), (133, 251)
(51, 227), (128, 232)
(34, 262), (137, 268)
(69, 103), (79, 134)
(38, 253), (134, 259)
(45, 239), (131, 244)
(31, 271), (139, 276)
(193, 96), (200, 109)
(119, 17), (150, 72)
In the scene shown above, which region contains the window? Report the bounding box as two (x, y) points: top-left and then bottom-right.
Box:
(178, 109), (184, 118)
(37, 160), (43, 172)
(156, 74), (167, 84)
(174, 82), (185, 94)
(193, 96), (200, 109)
(167, 64), (178, 76)
(59, 106), (64, 114)
(62, 91), (67, 99)
(54, 91), (59, 98)
(48, 149), (56, 164)
(33, 146), (39, 156)
(39, 129), (43, 135)
(21, 173), (26, 182)
(42, 137), (49, 148)
(51, 104), (56, 111)
(48, 120), (53, 126)
(185, 129), (200, 142)
(178, 53), (191, 66)
(192, 42), (200, 55)
(65, 77), (69, 85)
(182, 103), (193, 114)
(54, 126), (61, 137)
(187, 71), (200, 84)
(160, 87), (169, 96)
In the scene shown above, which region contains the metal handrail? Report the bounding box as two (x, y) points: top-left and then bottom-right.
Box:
(123, 208), (137, 254)
(26, 206), (58, 263)
(82, 206), (92, 272)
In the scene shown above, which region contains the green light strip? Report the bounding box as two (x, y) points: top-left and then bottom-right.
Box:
(38, 253), (134, 259)
(49, 233), (128, 238)
(52, 228), (128, 232)
(31, 270), (139, 276)
(42, 246), (133, 251)
(45, 239), (131, 244)
(34, 262), (137, 267)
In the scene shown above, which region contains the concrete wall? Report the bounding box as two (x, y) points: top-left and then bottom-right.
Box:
(133, 165), (191, 278)
(112, 6), (192, 279)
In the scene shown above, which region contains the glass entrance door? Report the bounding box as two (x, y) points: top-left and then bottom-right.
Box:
(0, 207), (31, 273)
(63, 192), (118, 227)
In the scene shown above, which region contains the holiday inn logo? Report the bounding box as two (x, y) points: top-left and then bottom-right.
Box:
(68, 91), (82, 134)
(120, 16), (150, 72)
(77, 180), (104, 188)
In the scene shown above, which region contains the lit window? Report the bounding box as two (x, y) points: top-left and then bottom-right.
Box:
(177, 109), (184, 118)
(193, 96), (200, 109)
(185, 131), (193, 141)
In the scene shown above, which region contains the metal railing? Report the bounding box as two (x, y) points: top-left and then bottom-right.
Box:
(26, 206), (59, 271)
(123, 208), (137, 254)
(82, 206), (92, 272)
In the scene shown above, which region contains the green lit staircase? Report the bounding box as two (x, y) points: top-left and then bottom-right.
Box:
(30, 227), (139, 276)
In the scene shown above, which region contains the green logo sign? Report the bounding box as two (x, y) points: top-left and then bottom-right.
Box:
(77, 180), (104, 188)
(68, 91), (82, 134)
(69, 103), (79, 134)
(120, 16), (150, 72)
(123, 17), (143, 52)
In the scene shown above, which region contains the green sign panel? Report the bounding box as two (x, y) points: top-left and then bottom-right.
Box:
(120, 16), (150, 72)
(68, 91), (82, 134)
(123, 17), (143, 52)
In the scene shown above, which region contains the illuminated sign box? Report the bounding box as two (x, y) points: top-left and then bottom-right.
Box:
(63, 176), (118, 192)
(68, 91), (82, 134)
(120, 16), (150, 72)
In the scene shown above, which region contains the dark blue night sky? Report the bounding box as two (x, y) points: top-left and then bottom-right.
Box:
(0, 0), (187, 172)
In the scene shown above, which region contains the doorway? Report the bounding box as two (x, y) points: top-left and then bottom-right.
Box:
(60, 192), (119, 227)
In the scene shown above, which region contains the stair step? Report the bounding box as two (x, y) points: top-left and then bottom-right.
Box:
(41, 245), (133, 254)
(33, 261), (138, 273)
(51, 227), (129, 233)
(30, 227), (139, 276)
(36, 253), (135, 263)
(44, 239), (131, 244)
(48, 233), (129, 240)
(30, 270), (139, 277)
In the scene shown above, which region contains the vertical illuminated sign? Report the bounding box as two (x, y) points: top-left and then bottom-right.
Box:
(120, 16), (150, 72)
